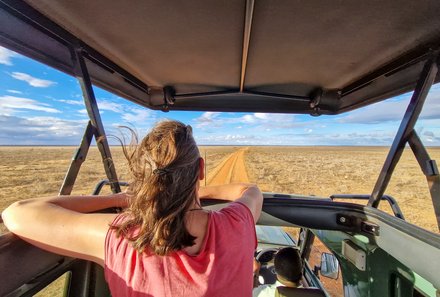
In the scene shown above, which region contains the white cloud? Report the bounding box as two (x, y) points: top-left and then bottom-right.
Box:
(313, 131), (395, 145)
(195, 112), (221, 128)
(11, 72), (56, 88)
(196, 125), (440, 145)
(240, 113), (289, 125)
(122, 108), (151, 122)
(0, 114), (86, 145)
(7, 90), (22, 94)
(78, 109), (104, 115)
(0, 47), (17, 65)
(238, 113), (295, 126)
(339, 100), (407, 124)
(421, 130), (440, 143)
(196, 133), (258, 145)
(196, 132), (310, 145)
(194, 112), (297, 129)
(424, 131), (434, 137)
(237, 113), (297, 128)
(56, 99), (83, 105)
(0, 95), (61, 115)
(97, 100), (123, 113)
(339, 85), (440, 124)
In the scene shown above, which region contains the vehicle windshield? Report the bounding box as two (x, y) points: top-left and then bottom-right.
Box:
(256, 226), (296, 247)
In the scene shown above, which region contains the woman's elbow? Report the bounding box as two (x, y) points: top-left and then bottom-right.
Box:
(246, 184), (263, 199)
(2, 200), (34, 233)
(2, 202), (20, 232)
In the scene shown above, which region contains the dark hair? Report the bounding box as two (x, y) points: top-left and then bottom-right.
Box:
(274, 247), (303, 283)
(113, 120), (201, 255)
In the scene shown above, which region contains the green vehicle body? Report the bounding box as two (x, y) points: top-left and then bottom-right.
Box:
(316, 227), (437, 297)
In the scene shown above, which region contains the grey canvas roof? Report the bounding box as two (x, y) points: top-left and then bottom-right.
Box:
(0, 0), (439, 115)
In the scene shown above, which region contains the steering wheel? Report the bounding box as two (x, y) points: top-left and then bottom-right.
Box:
(256, 248), (278, 263)
(255, 248), (279, 285)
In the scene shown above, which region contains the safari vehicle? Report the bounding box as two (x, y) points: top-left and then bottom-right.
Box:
(1, 1), (440, 296)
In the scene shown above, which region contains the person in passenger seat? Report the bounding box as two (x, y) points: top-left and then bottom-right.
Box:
(2, 120), (263, 297)
(253, 247), (303, 297)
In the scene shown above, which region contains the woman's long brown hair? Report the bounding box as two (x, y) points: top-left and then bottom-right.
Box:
(114, 120), (201, 255)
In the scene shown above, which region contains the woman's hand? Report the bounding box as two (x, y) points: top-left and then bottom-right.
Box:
(198, 183), (263, 223)
(253, 258), (261, 288)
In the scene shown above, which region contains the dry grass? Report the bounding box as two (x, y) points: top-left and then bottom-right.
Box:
(0, 146), (231, 208)
(0, 146), (232, 233)
(245, 146), (440, 233)
(1, 146), (438, 233)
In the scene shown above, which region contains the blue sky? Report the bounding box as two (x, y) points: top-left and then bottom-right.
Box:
(1, 45), (439, 146)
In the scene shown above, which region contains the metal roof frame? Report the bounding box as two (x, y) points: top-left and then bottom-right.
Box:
(1, 0), (440, 115)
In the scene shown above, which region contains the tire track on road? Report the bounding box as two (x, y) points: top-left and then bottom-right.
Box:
(206, 148), (250, 185)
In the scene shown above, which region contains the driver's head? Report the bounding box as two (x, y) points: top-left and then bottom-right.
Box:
(274, 247), (303, 287)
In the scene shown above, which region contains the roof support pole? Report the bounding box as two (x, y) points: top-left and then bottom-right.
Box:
(368, 56), (438, 208)
(239, 0), (255, 92)
(59, 121), (95, 195)
(71, 47), (121, 194)
(408, 131), (440, 231)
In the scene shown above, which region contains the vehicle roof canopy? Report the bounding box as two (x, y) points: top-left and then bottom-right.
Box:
(1, 0), (440, 114)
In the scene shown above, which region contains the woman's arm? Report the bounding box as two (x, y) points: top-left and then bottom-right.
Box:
(22, 192), (130, 213)
(198, 183), (263, 222)
(1, 193), (128, 267)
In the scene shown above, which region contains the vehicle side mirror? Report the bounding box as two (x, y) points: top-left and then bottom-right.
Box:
(320, 252), (339, 279)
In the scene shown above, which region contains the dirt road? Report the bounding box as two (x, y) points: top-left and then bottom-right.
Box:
(206, 148), (250, 185)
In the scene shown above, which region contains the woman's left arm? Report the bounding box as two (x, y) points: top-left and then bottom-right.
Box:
(1, 193), (129, 267)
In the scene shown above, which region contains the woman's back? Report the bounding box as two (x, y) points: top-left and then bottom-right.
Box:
(2, 120), (263, 297)
(105, 202), (257, 297)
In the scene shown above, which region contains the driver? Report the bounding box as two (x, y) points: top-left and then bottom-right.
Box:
(253, 247), (303, 297)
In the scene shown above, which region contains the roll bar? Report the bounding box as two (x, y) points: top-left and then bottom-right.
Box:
(368, 55), (440, 230)
(58, 47), (121, 195)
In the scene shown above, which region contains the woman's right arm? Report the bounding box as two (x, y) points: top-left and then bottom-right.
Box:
(198, 183), (263, 222)
(1, 193), (129, 266)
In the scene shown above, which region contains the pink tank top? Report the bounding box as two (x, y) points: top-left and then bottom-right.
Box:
(105, 202), (257, 297)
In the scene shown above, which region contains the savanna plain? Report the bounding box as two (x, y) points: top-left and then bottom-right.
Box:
(0, 146), (439, 296)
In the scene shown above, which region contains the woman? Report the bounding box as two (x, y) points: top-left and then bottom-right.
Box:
(2, 120), (263, 297)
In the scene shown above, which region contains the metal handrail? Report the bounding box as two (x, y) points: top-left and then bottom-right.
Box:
(330, 194), (405, 219)
(92, 180), (129, 196)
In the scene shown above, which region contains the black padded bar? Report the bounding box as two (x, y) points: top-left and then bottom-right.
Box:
(67, 261), (92, 297)
(0, 233), (72, 297)
(408, 131), (440, 230)
(369, 57), (438, 207)
(59, 121), (95, 195)
(72, 48), (121, 194)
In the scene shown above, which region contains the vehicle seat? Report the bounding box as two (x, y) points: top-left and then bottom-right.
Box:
(275, 286), (326, 297)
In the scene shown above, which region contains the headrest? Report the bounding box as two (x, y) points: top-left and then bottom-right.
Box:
(275, 286), (326, 297)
